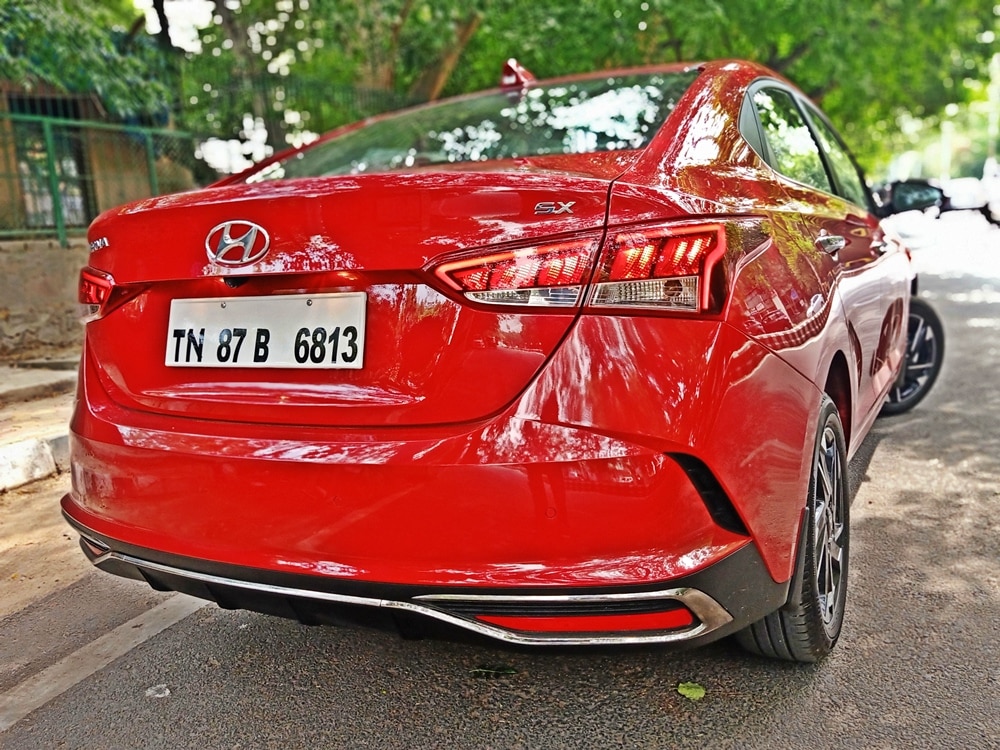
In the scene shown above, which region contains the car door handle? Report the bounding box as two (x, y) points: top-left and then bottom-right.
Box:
(816, 234), (847, 255)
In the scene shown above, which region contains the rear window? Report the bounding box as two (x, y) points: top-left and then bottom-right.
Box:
(246, 70), (700, 181)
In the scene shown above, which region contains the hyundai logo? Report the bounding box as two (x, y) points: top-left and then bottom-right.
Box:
(206, 220), (270, 266)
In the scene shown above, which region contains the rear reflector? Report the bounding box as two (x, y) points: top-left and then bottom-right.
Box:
(78, 267), (115, 322)
(78, 266), (145, 323)
(433, 236), (600, 307)
(590, 223), (726, 312)
(475, 608), (695, 634)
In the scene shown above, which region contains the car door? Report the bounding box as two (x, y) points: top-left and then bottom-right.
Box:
(746, 84), (887, 426)
(802, 104), (910, 403)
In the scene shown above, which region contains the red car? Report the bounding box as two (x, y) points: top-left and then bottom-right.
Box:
(65, 59), (929, 662)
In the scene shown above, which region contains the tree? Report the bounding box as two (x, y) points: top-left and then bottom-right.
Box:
(130, 0), (997, 166)
(181, 0), (485, 149)
(0, 0), (172, 119)
(446, 0), (996, 164)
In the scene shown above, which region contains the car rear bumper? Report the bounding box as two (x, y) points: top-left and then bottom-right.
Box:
(66, 332), (758, 590)
(65, 313), (815, 643)
(64, 418), (751, 587)
(64, 514), (788, 647)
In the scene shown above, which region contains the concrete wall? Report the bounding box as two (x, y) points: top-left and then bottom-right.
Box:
(0, 238), (86, 360)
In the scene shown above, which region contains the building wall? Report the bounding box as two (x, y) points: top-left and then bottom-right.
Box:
(0, 94), (27, 230)
(0, 127), (24, 230)
(85, 128), (155, 214)
(0, 81), (161, 232)
(0, 238), (86, 360)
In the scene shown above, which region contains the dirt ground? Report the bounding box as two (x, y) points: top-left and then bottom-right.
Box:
(0, 474), (90, 618)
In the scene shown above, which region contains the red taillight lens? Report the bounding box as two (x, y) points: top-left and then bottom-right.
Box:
(78, 267), (116, 322)
(590, 224), (726, 312)
(434, 236), (600, 307)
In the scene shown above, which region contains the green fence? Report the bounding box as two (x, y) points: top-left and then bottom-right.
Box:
(0, 82), (418, 246)
(0, 112), (226, 246)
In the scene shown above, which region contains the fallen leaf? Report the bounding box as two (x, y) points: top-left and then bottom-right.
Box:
(470, 664), (518, 679)
(677, 681), (706, 701)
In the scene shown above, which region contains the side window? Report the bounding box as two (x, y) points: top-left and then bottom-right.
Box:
(752, 88), (831, 193)
(807, 111), (871, 209)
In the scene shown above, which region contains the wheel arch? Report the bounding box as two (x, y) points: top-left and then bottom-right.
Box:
(823, 351), (853, 447)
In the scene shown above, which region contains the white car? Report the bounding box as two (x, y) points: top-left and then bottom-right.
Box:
(943, 177), (1000, 225)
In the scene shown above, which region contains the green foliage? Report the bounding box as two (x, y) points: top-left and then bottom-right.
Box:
(448, 0), (997, 165)
(3, 0), (994, 166)
(183, 0), (469, 144)
(0, 0), (173, 119)
(179, 0), (993, 163)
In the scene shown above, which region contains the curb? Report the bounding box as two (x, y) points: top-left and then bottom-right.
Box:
(0, 434), (69, 493)
(0, 377), (77, 410)
(0, 367), (76, 492)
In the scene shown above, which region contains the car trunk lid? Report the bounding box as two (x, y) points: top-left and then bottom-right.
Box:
(83, 169), (613, 427)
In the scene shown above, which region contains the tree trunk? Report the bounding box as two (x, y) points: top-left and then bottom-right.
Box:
(212, 1), (286, 150)
(151, 0), (172, 50)
(408, 11), (482, 102)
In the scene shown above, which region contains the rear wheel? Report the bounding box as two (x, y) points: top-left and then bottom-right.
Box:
(736, 395), (848, 662)
(881, 297), (944, 416)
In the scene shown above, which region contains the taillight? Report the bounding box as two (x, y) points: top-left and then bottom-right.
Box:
(589, 223), (726, 312)
(433, 235), (601, 308)
(79, 266), (145, 323)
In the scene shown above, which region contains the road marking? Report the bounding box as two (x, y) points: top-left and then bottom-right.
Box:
(0, 595), (207, 732)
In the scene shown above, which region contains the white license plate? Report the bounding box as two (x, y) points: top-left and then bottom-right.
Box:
(166, 293), (366, 369)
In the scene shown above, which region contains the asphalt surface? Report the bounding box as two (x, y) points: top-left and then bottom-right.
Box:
(0, 211), (998, 749)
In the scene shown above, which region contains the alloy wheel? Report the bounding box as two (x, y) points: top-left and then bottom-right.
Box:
(813, 422), (846, 635)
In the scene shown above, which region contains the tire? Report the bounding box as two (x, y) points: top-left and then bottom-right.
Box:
(881, 297), (945, 416)
(736, 395), (849, 663)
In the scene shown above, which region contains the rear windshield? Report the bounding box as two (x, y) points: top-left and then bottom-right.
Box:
(246, 70), (699, 181)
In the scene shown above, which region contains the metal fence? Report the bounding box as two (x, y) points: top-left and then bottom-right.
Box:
(0, 112), (227, 246)
(0, 81), (419, 246)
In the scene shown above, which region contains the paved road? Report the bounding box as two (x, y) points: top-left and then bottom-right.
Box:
(1, 213), (998, 749)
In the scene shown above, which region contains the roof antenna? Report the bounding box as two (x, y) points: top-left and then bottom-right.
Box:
(500, 58), (536, 91)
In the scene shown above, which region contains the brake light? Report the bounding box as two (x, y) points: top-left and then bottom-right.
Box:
(433, 236), (600, 307)
(589, 223), (726, 312)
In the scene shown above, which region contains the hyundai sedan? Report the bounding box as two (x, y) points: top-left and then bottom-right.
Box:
(64, 59), (928, 662)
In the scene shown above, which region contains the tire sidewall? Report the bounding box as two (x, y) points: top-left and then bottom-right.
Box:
(881, 297), (945, 416)
(803, 396), (850, 651)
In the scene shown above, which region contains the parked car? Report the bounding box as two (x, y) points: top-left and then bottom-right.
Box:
(878, 176), (999, 226)
(65, 59), (936, 662)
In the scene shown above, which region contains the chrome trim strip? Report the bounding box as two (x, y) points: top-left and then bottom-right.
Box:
(87, 544), (734, 646)
(415, 589), (734, 632)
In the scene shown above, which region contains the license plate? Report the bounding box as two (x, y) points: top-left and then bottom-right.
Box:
(165, 293), (366, 369)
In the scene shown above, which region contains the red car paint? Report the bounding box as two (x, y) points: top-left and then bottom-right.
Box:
(63, 60), (912, 650)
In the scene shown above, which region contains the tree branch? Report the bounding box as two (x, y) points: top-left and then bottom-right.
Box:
(766, 40), (813, 73)
(151, 0), (172, 51)
(805, 81), (838, 104)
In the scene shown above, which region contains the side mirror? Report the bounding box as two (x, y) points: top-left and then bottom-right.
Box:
(881, 180), (944, 216)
